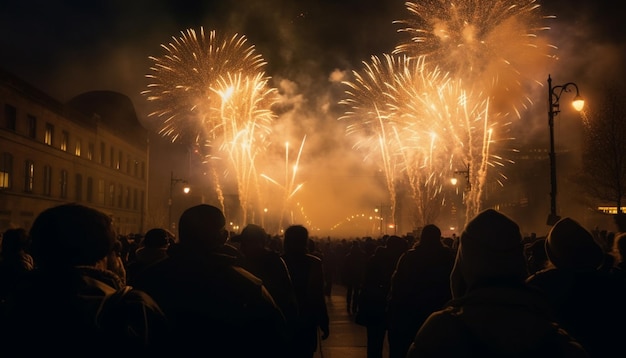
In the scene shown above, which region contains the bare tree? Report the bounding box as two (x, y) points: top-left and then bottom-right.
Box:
(575, 81), (626, 217)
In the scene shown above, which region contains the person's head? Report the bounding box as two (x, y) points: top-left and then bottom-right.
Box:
(142, 228), (172, 250)
(232, 224), (268, 250)
(545, 217), (604, 271)
(1, 228), (29, 255)
(178, 204), (227, 251)
(419, 224), (442, 246)
(386, 235), (408, 254)
(450, 209), (527, 298)
(283, 225), (308, 255)
(29, 203), (116, 269)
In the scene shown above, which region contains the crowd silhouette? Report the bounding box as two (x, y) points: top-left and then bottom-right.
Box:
(0, 202), (624, 357)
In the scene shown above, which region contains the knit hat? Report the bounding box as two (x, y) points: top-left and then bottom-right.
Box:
(450, 209), (528, 298)
(545, 217), (604, 271)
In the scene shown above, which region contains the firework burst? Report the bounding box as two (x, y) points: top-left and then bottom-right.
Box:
(394, 0), (556, 117)
(142, 27), (278, 225)
(142, 27), (268, 143)
(340, 54), (512, 225)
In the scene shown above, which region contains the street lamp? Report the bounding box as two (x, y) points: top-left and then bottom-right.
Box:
(168, 171), (190, 232)
(546, 74), (584, 226)
(453, 162), (471, 192)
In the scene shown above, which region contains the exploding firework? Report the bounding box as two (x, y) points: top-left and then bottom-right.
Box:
(394, 0), (556, 118)
(142, 27), (268, 143)
(340, 54), (512, 225)
(142, 27), (278, 225)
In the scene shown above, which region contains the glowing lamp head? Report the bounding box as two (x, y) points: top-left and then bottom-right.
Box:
(183, 185), (190, 194)
(450, 177), (458, 186)
(572, 96), (585, 111)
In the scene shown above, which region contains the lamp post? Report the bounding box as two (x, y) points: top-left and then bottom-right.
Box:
(168, 171), (190, 232)
(374, 205), (383, 236)
(546, 75), (585, 225)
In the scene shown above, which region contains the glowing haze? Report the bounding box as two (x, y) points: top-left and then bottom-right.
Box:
(141, 0), (556, 236)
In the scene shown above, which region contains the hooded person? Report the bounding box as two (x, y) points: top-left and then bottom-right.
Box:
(449, 209), (529, 298)
(527, 217), (626, 357)
(543, 217), (605, 271)
(407, 209), (588, 358)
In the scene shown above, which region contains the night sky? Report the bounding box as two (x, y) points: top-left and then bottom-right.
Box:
(1, 0), (624, 236)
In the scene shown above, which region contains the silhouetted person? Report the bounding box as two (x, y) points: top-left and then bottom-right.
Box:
(527, 217), (626, 357)
(407, 209), (588, 357)
(132, 204), (288, 357)
(282, 224), (330, 358)
(358, 235), (408, 358)
(126, 228), (172, 286)
(231, 224), (299, 337)
(0, 228), (33, 302)
(387, 224), (455, 358)
(342, 240), (367, 314)
(0, 203), (167, 357)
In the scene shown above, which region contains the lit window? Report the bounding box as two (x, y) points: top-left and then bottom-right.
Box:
(75, 139), (81, 157)
(24, 160), (34, 192)
(0, 153), (13, 189)
(61, 131), (68, 151)
(44, 123), (54, 146)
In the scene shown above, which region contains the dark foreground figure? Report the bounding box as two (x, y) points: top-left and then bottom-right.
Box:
(407, 209), (589, 358)
(133, 204), (289, 358)
(281, 224), (330, 358)
(0, 203), (167, 358)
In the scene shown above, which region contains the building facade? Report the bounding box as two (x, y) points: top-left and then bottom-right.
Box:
(0, 69), (149, 235)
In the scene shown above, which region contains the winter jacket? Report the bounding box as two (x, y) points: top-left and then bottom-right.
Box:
(133, 245), (289, 358)
(0, 266), (167, 358)
(406, 283), (589, 358)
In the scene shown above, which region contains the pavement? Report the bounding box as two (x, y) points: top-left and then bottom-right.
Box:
(318, 284), (389, 358)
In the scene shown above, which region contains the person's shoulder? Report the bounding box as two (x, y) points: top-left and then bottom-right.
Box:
(232, 265), (263, 284)
(526, 267), (561, 284)
(305, 253), (323, 263)
(409, 307), (468, 357)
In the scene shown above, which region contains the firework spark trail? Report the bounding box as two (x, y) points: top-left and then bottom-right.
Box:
(261, 136), (306, 233)
(341, 55), (409, 226)
(394, 0), (556, 118)
(143, 27), (278, 225)
(215, 72), (277, 225)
